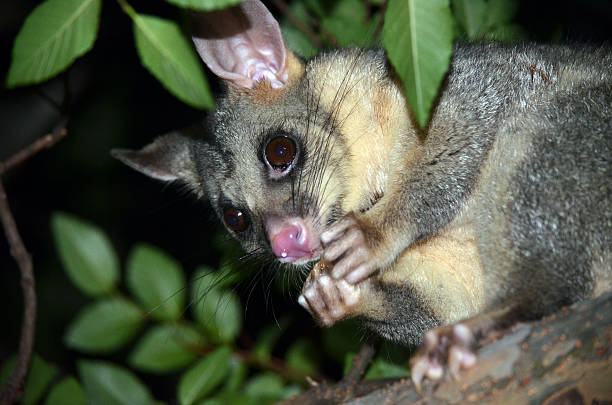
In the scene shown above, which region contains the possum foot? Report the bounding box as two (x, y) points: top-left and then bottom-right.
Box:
(410, 323), (477, 390)
(411, 307), (514, 390)
(298, 261), (364, 327)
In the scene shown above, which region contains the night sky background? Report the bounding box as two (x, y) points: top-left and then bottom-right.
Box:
(1, 0), (610, 400)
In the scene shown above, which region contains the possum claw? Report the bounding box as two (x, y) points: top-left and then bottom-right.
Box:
(300, 261), (362, 326)
(411, 323), (476, 390)
(321, 214), (379, 284)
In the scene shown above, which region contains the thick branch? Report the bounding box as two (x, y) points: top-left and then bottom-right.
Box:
(283, 293), (612, 404)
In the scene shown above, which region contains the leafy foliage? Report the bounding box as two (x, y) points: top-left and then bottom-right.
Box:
(131, 13), (214, 110)
(163, 0), (243, 11)
(6, 0), (101, 87)
(128, 324), (204, 373)
(126, 243), (186, 321)
(78, 360), (153, 405)
(452, 0), (522, 41)
(383, 0), (454, 128)
(64, 298), (145, 353)
(51, 212), (119, 297)
(45, 377), (87, 405)
(177, 346), (231, 405)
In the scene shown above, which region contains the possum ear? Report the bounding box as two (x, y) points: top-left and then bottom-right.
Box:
(191, 0), (289, 89)
(111, 131), (201, 189)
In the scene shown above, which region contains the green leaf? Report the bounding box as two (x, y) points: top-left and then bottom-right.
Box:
(23, 355), (59, 405)
(252, 319), (290, 362)
(65, 298), (144, 353)
(51, 212), (119, 297)
(383, 0), (454, 128)
(127, 244), (186, 321)
(321, 0), (379, 47)
(322, 320), (362, 365)
(365, 358), (410, 379)
(244, 373), (285, 404)
(177, 346), (232, 405)
(6, 0), (101, 87)
(45, 377), (87, 405)
(321, 17), (374, 47)
(0, 356), (15, 386)
(222, 356), (247, 392)
(485, 23), (524, 42)
(195, 399), (224, 405)
(279, 0), (318, 58)
(342, 352), (357, 376)
(197, 392), (255, 405)
(330, 0), (366, 22)
(164, 0), (242, 11)
(285, 339), (319, 375)
(483, 0), (519, 29)
(132, 14), (214, 110)
(281, 24), (317, 60)
(129, 323), (205, 373)
(191, 270), (242, 343)
(78, 360), (153, 405)
(452, 0), (486, 39)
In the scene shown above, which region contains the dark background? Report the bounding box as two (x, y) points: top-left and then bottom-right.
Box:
(1, 0), (610, 400)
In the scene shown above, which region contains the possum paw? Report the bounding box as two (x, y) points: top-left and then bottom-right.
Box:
(298, 261), (362, 327)
(320, 214), (380, 284)
(410, 323), (477, 390)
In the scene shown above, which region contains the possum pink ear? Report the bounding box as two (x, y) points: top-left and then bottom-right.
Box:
(191, 0), (288, 89)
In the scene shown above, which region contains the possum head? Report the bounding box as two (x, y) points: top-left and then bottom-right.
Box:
(113, 0), (413, 270)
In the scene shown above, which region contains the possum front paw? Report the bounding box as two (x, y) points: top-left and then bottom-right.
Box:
(410, 323), (477, 390)
(320, 213), (382, 284)
(298, 261), (363, 327)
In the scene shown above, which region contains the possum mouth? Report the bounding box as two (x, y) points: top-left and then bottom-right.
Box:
(278, 250), (320, 265)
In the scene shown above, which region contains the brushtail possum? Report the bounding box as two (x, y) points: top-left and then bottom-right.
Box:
(113, 0), (611, 385)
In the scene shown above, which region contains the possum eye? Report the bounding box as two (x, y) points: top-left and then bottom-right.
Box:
(223, 208), (248, 232)
(264, 136), (297, 174)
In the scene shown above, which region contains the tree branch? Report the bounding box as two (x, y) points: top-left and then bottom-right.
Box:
(0, 121), (68, 405)
(0, 118), (68, 174)
(0, 178), (37, 405)
(282, 293), (612, 404)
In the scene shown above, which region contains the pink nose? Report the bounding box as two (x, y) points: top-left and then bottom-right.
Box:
(270, 223), (310, 260)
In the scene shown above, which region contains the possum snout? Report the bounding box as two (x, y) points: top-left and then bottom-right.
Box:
(266, 217), (320, 264)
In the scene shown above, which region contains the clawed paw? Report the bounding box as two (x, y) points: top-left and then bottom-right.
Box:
(298, 261), (363, 327)
(320, 214), (379, 284)
(410, 323), (477, 390)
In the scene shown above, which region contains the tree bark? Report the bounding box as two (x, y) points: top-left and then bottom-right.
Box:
(281, 292), (612, 404)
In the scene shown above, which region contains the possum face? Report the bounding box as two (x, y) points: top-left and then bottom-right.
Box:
(113, 0), (349, 267)
(112, 0), (408, 268)
(202, 72), (352, 265)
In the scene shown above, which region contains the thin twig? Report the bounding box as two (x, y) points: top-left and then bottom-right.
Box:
(370, 0), (388, 44)
(341, 342), (376, 385)
(0, 121), (68, 404)
(270, 0), (322, 48)
(0, 118), (68, 174)
(0, 179), (37, 405)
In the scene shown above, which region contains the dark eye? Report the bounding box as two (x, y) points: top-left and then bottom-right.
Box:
(223, 208), (248, 232)
(265, 136), (297, 172)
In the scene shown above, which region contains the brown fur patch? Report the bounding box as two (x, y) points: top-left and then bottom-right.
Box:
(248, 50), (305, 103)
